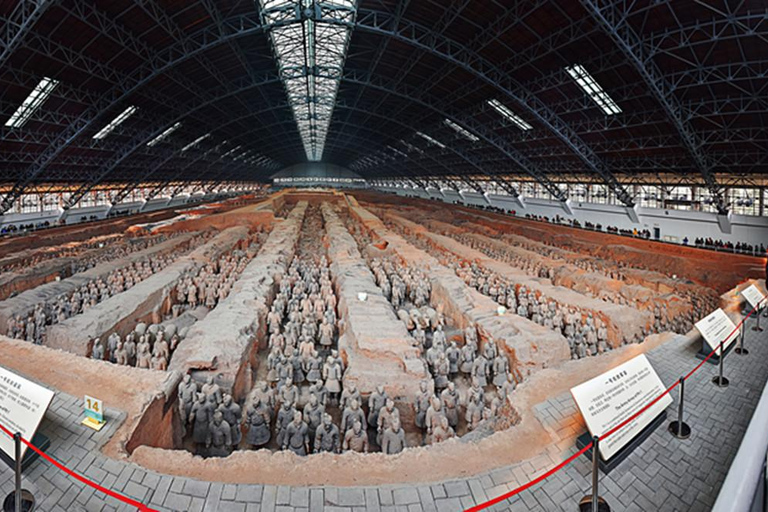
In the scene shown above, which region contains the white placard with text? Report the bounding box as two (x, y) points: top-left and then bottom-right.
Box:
(695, 308), (740, 356)
(0, 365), (54, 460)
(742, 284), (766, 311)
(571, 354), (672, 461)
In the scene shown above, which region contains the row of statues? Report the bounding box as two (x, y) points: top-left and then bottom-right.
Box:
(5, 231), (214, 345)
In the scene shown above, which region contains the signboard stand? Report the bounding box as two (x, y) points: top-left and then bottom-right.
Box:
(0, 433), (50, 472)
(2, 433), (36, 512)
(695, 342), (734, 365)
(576, 411), (667, 474)
(81, 395), (106, 431)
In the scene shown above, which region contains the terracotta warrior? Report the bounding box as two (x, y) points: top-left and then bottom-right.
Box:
(342, 419), (369, 453)
(380, 417), (406, 455)
(414, 380), (432, 431)
(244, 396), (271, 449)
(282, 411), (310, 456)
(206, 410), (233, 457)
(217, 394), (242, 447)
(313, 413), (340, 454)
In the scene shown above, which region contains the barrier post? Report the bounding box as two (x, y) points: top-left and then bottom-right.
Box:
(578, 436), (610, 512)
(712, 343), (730, 388)
(668, 377), (691, 439)
(735, 323), (749, 355)
(2, 433), (35, 512)
(753, 308), (764, 332)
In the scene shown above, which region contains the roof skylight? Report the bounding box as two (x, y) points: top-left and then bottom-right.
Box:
(417, 131), (446, 149)
(92, 106), (138, 139)
(147, 122), (181, 147)
(444, 119), (479, 142)
(181, 133), (211, 152)
(565, 64), (622, 115)
(487, 99), (533, 130)
(260, 0), (357, 161)
(4, 76), (60, 129)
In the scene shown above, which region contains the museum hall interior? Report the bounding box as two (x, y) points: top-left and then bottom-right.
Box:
(0, 1), (766, 511)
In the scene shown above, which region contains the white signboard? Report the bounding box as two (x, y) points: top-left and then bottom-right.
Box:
(0, 365), (54, 460)
(741, 284), (766, 311)
(571, 354), (672, 461)
(695, 308), (740, 356)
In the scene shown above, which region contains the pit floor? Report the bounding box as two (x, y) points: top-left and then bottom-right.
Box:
(1, 313), (766, 511)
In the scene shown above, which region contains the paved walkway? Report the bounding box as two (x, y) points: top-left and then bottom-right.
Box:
(1, 316), (767, 512)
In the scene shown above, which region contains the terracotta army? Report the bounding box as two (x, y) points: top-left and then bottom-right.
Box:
(206, 410), (233, 457)
(340, 382), (361, 411)
(303, 394), (325, 441)
(252, 381), (276, 410)
(465, 394), (484, 431)
(279, 381), (299, 407)
(114, 341), (128, 366)
(314, 413), (340, 454)
(202, 376), (223, 405)
(459, 341), (475, 375)
(275, 401), (297, 449)
(367, 385), (388, 429)
(492, 353), (510, 388)
(150, 349), (167, 371)
(414, 380), (432, 431)
(323, 356), (343, 404)
(341, 399), (366, 433)
(124, 334), (137, 366)
(217, 394), (243, 447)
(499, 372), (517, 401)
(306, 351), (323, 383)
(178, 374), (198, 429)
(434, 352), (450, 391)
(282, 411), (310, 456)
(377, 399), (400, 445)
(431, 416), (455, 444)
(107, 333), (120, 363)
(91, 338), (104, 360)
(136, 344), (151, 369)
(472, 352), (490, 387)
(425, 397), (447, 441)
(440, 382), (460, 429)
(381, 417), (406, 455)
(446, 341), (460, 376)
(244, 396), (271, 449)
(189, 393), (214, 450)
(342, 419), (369, 453)
(308, 380), (329, 407)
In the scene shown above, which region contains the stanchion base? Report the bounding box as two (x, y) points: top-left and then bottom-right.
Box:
(752, 326), (764, 332)
(3, 489), (35, 512)
(712, 376), (730, 388)
(578, 495), (611, 512)
(734, 347), (749, 355)
(667, 421), (691, 440)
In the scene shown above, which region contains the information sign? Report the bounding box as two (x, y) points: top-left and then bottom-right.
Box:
(0, 366), (54, 460)
(695, 308), (739, 356)
(82, 395), (105, 431)
(741, 284), (766, 311)
(571, 354), (671, 460)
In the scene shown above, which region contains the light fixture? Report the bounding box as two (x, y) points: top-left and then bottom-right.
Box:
(147, 122), (181, 147)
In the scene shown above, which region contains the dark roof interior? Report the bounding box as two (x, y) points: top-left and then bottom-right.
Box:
(1, 0), (766, 213)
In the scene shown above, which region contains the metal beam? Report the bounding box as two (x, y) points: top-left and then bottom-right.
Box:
(581, 0), (730, 213)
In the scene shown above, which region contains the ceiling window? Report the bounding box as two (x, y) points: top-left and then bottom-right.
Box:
(416, 131), (446, 149)
(92, 106), (138, 139)
(565, 64), (622, 115)
(444, 119), (479, 142)
(181, 133), (211, 152)
(487, 99), (532, 130)
(260, 0), (357, 161)
(147, 122), (181, 147)
(5, 77), (59, 128)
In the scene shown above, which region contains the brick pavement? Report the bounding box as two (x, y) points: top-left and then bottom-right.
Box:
(1, 317), (766, 512)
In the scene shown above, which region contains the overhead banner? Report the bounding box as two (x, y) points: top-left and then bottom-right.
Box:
(695, 308), (740, 356)
(571, 354), (671, 460)
(741, 284), (766, 311)
(0, 365), (54, 460)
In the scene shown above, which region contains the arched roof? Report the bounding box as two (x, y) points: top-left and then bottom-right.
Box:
(1, 0), (766, 214)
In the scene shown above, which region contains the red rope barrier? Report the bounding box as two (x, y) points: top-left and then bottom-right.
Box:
(468, 294), (766, 511)
(0, 406), (158, 511)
